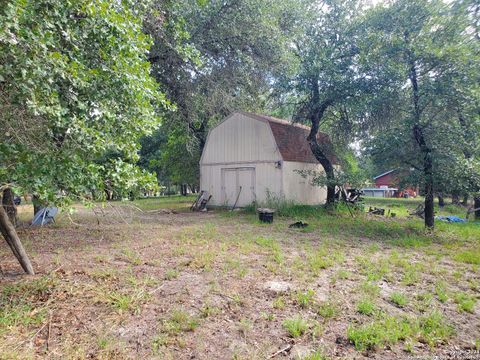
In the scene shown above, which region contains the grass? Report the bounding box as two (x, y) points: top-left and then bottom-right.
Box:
(162, 309), (199, 335)
(435, 281), (449, 303)
(390, 292), (408, 307)
(2, 196), (479, 358)
(347, 311), (454, 351)
(454, 293), (477, 313)
(357, 298), (377, 316)
(317, 302), (339, 319)
(0, 277), (55, 334)
(283, 316), (308, 338)
(295, 289), (316, 308)
(454, 250), (480, 265)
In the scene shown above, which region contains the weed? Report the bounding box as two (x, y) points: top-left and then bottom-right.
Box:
(296, 289), (316, 308)
(357, 299), (376, 316)
(260, 312), (275, 321)
(416, 311), (455, 347)
(300, 349), (330, 360)
(283, 316), (308, 338)
(317, 302), (338, 319)
(454, 293), (477, 313)
(401, 266), (420, 286)
(121, 248), (143, 266)
(348, 310), (454, 350)
(454, 250), (480, 265)
(335, 269), (351, 280)
(162, 309), (199, 335)
(191, 250), (215, 270)
(273, 296), (286, 309)
(390, 292), (408, 307)
(164, 268), (179, 280)
(200, 303), (220, 318)
(359, 280), (380, 297)
(238, 318), (253, 337)
(308, 248), (334, 272)
(435, 281), (448, 303)
(108, 291), (137, 313)
(415, 293), (433, 313)
(347, 316), (412, 351)
(0, 277), (55, 333)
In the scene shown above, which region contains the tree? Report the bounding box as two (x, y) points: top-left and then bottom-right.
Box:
(362, 0), (480, 227)
(0, 0), (166, 273)
(273, 0), (372, 205)
(142, 0), (296, 186)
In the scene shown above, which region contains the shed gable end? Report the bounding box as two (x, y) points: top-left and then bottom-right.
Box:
(201, 113), (281, 165)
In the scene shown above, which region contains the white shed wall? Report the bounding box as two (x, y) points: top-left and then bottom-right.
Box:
(282, 161), (327, 205)
(200, 113), (281, 165)
(200, 163), (283, 206)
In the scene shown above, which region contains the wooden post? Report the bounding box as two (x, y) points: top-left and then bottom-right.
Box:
(0, 199), (34, 275)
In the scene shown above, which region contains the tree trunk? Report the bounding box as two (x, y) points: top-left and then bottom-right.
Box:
(307, 97), (336, 206)
(308, 140), (336, 205)
(437, 193), (445, 208)
(416, 130), (434, 229)
(2, 188), (17, 227)
(181, 184), (187, 196)
(462, 194), (469, 206)
(475, 195), (480, 220)
(0, 198), (34, 275)
(407, 48), (434, 229)
(32, 195), (43, 216)
(451, 193), (460, 205)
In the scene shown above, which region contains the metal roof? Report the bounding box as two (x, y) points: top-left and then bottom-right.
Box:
(238, 112), (338, 164)
(373, 169), (396, 180)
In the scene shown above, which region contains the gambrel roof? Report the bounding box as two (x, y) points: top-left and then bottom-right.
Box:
(237, 112), (338, 164)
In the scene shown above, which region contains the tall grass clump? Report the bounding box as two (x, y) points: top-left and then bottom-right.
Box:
(251, 190), (326, 218)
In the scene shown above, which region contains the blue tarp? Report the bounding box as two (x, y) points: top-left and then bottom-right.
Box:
(435, 215), (467, 223)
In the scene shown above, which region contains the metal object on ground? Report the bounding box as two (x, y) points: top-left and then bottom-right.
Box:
(191, 191), (211, 211)
(257, 208), (275, 223)
(231, 186), (242, 211)
(289, 221), (308, 228)
(32, 207), (58, 226)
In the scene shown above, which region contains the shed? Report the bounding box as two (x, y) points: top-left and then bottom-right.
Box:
(200, 112), (337, 207)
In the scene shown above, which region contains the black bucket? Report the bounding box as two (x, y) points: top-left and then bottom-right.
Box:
(258, 208), (274, 223)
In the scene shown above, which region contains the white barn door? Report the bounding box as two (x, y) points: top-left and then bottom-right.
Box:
(221, 167), (255, 207)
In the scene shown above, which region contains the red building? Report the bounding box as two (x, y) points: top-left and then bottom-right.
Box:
(373, 169), (418, 198)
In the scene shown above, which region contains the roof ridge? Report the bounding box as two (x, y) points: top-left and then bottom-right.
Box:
(237, 111), (312, 131)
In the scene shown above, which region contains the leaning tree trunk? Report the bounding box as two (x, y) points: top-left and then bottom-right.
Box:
(2, 188), (17, 227)
(307, 97), (336, 206)
(0, 196), (34, 274)
(308, 140), (336, 205)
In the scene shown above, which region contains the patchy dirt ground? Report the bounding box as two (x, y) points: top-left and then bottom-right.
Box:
(0, 199), (479, 359)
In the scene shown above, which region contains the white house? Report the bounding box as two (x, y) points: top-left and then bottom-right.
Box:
(199, 112), (337, 207)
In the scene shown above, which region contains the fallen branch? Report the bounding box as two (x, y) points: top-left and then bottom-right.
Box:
(268, 343), (293, 358)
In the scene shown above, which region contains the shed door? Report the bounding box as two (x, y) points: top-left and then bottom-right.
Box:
(221, 167), (255, 207)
